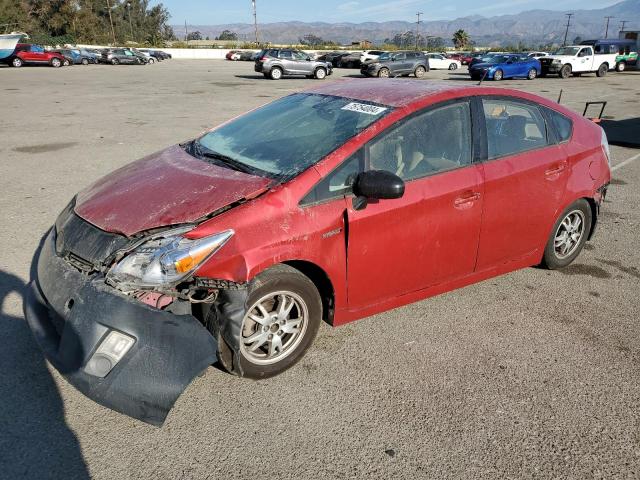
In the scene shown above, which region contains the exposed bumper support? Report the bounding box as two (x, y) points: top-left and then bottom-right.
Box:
(23, 230), (218, 426)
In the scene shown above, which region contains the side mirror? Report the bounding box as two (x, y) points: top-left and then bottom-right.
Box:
(306, 56), (311, 61)
(353, 170), (404, 209)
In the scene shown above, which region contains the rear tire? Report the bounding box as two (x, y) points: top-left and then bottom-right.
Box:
(414, 65), (426, 78)
(62, 59), (70, 66)
(111, 58), (119, 65)
(616, 61), (626, 72)
(269, 67), (283, 80)
(11, 57), (23, 67)
(215, 264), (322, 379)
(148, 57), (155, 64)
(50, 58), (61, 68)
(81, 58), (89, 65)
(448, 63), (458, 70)
(527, 68), (537, 80)
(596, 63), (608, 77)
(540, 199), (592, 270)
(559, 64), (571, 79)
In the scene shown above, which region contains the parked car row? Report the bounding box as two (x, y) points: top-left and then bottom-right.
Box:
(1, 44), (171, 68)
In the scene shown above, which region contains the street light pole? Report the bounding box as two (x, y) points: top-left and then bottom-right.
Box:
(620, 20), (628, 32)
(127, 2), (134, 41)
(252, 0), (259, 44)
(105, 0), (117, 45)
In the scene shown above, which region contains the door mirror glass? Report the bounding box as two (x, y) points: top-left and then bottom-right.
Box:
(354, 170), (405, 200)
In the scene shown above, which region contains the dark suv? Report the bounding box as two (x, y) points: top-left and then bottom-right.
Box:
(100, 48), (145, 65)
(361, 51), (429, 78)
(254, 49), (333, 80)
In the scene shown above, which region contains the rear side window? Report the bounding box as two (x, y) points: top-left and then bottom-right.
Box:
(279, 50), (292, 59)
(482, 99), (548, 159)
(545, 108), (573, 143)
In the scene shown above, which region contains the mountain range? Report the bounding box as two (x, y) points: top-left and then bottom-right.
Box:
(175, 0), (640, 46)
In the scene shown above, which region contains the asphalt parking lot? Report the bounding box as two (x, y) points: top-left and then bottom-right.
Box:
(1, 60), (639, 479)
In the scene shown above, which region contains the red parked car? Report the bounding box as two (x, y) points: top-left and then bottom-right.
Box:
(6, 43), (68, 67)
(25, 79), (611, 425)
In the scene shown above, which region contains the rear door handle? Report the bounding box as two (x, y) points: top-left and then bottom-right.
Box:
(545, 162), (567, 178)
(454, 192), (481, 208)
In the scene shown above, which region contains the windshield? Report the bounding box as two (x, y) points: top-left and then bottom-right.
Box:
(485, 55), (508, 64)
(554, 47), (580, 56)
(195, 93), (392, 179)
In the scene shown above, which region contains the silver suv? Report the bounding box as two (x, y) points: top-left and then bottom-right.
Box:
(254, 49), (333, 80)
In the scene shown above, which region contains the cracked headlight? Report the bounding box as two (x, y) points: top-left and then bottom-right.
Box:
(106, 227), (234, 290)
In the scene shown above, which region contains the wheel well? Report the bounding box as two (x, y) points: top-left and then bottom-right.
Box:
(283, 260), (334, 325)
(585, 197), (598, 240)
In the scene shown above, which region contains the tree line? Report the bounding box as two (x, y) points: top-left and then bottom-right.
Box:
(0, 0), (175, 46)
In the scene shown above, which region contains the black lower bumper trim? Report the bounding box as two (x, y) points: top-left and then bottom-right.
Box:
(23, 229), (218, 426)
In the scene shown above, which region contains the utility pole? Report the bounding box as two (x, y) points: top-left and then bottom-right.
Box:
(106, 0), (117, 45)
(620, 20), (628, 32)
(415, 12), (423, 51)
(252, 0), (259, 44)
(604, 16), (614, 38)
(563, 13), (573, 46)
(127, 2), (134, 41)
(184, 20), (188, 41)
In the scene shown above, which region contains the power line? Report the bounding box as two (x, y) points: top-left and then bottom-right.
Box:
(604, 16), (614, 38)
(563, 13), (573, 46)
(415, 12), (423, 51)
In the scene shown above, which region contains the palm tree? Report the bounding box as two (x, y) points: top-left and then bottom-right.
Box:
(453, 29), (470, 49)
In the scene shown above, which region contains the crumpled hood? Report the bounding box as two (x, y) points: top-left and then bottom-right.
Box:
(75, 145), (271, 236)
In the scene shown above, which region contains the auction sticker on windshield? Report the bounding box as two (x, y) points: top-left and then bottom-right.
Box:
(341, 102), (388, 115)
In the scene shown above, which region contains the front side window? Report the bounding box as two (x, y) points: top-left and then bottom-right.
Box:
(482, 99), (548, 159)
(367, 101), (472, 181)
(292, 51), (307, 60)
(196, 94), (392, 178)
(300, 150), (363, 206)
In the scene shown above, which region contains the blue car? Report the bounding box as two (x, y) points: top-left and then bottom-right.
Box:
(469, 54), (541, 81)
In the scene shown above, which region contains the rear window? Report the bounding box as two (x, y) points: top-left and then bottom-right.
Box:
(545, 108), (573, 142)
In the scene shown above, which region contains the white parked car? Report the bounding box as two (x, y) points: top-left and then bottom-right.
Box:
(359, 50), (384, 64)
(425, 53), (461, 70)
(527, 51), (549, 59)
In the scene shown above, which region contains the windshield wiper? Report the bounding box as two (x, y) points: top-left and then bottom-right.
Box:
(188, 140), (260, 176)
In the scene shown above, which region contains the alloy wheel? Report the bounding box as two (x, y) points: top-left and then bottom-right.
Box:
(240, 291), (309, 365)
(553, 210), (585, 259)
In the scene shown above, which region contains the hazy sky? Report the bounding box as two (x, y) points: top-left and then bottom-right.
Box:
(154, 0), (622, 24)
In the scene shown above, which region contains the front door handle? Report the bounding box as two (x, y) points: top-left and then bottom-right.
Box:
(454, 192), (481, 208)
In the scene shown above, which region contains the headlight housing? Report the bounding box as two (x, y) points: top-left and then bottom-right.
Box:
(553, 58), (562, 64)
(106, 227), (234, 290)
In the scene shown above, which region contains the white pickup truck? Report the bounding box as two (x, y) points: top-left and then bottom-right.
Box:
(539, 45), (617, 79)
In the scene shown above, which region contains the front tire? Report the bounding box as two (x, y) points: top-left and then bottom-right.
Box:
(414, 65), (426, 78)
(314, 67), (327, 79)
(559, 64), (571, 79)
(541, 199), (592, 269)
(448, 63), (458, 70)
(50, 58), (61, 68)
(148, 57), (155, 64)
(596, 63), (608, 77)
(527, 68), (537, 80)
(62, 59), (70, 66)
(377, 67), (390, 78)
(217, 264), (322, 379)
(111, 58), (119, 65)
(81, 58), (89, 65)
(493, 69), (503, 81)
(616, 61), (626, 72)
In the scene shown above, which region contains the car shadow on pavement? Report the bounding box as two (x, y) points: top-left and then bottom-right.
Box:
(0, 260), (89, 478)
(601, 117), (640, 148)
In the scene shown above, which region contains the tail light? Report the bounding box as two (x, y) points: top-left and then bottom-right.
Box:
(259, 56), (267, 62)
(601, 128), (611, 167)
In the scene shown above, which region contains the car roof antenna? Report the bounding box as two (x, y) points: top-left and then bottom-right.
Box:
(478, 70), (488, 86)
(557, 89), (563, 104)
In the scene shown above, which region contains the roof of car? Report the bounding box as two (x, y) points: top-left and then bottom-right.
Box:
(305, 79), (479, 107)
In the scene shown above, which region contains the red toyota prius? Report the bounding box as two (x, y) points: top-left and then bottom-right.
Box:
(25, 79), (611, 425)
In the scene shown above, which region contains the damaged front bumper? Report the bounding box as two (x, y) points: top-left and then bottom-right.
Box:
(23, 229), (218, 426)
